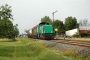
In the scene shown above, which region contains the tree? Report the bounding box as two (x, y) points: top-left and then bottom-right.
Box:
(79, 19), (90, 26)
(0, 19), (14, 38)
(41, 16), (52, 24)
(13, 24), (19, 37)
(64, 16), (78, 31)
(0, 4), (13, 20)
(0, 4), (19, 39)
(53, 20), (65, 34)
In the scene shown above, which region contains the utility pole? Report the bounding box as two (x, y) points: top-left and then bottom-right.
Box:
(52, 11), (59, 39)
(52, 10), (58, 31)
(52, 10), (58, 23)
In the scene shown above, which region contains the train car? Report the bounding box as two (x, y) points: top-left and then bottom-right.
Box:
(79, 26), (89, 34)
(79, 30), (89, 34)
(27, 29), (32, 38)
(31, 25), (38, 38)
(29, 22), (55, 40)
(65, 28), (79, 37)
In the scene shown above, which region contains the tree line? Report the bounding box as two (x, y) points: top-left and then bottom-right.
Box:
(41, 16), (90, 36)
(0, 4), (19, 39)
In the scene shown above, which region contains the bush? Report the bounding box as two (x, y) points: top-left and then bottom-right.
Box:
(73, 32), (80, 37)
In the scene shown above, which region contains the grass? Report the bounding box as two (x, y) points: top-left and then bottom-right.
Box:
(0, 38), (70, 60)
(59, 37), (90, 42)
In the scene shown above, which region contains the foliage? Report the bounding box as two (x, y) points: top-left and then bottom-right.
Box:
(73, 32), (80, 37)
(0, 4), (19, 39)
(64, 16), (79, 31)
(41, 16), (52, 24)
(13, 24), (19, 37)
(24, 29), (29, 36)
(80, 34), (87, 37)
(0, 4), (13, 20)
(53, 20), (65, 34)
(88, 30), (90, 36)
(0, 19), (14, 38)
(79, 19), (90, 26)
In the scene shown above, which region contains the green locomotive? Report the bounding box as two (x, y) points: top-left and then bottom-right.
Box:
(29, 22), (55, 40)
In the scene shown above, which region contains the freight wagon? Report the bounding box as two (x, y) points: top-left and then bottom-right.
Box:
(28, 22), (55, 40)
(65, 28), (79, 37)
(65, 28), (89, 37)
(79, 26), (89, 34)
(79, 30), (89, 34)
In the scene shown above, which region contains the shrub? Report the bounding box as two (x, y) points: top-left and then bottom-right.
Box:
(73, 32), (80, 37)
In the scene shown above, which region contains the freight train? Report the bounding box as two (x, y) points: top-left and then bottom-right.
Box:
(28, 22), (55, 40)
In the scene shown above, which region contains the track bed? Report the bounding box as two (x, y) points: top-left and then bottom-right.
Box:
(50, 39), (90, 48)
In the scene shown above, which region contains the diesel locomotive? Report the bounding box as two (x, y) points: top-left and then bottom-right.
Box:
(28, 22), (55, 40)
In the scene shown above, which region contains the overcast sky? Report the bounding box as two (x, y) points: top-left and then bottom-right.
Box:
(0, 0), (90, 34)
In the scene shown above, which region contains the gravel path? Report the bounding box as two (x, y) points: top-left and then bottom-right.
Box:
(37, 39), (90, 55)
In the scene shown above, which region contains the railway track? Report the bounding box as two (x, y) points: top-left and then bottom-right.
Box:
(50, 40), (90, 48)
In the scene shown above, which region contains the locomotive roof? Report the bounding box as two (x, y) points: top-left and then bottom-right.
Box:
(39, 22), (49, 25)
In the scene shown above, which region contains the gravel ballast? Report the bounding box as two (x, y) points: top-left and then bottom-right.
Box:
(37, 40), (90, 55)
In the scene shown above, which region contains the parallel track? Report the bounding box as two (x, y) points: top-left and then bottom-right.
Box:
(50, 40), (90, 48)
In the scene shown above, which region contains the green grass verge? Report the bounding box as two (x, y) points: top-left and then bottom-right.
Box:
(0, 38), (70, 60)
